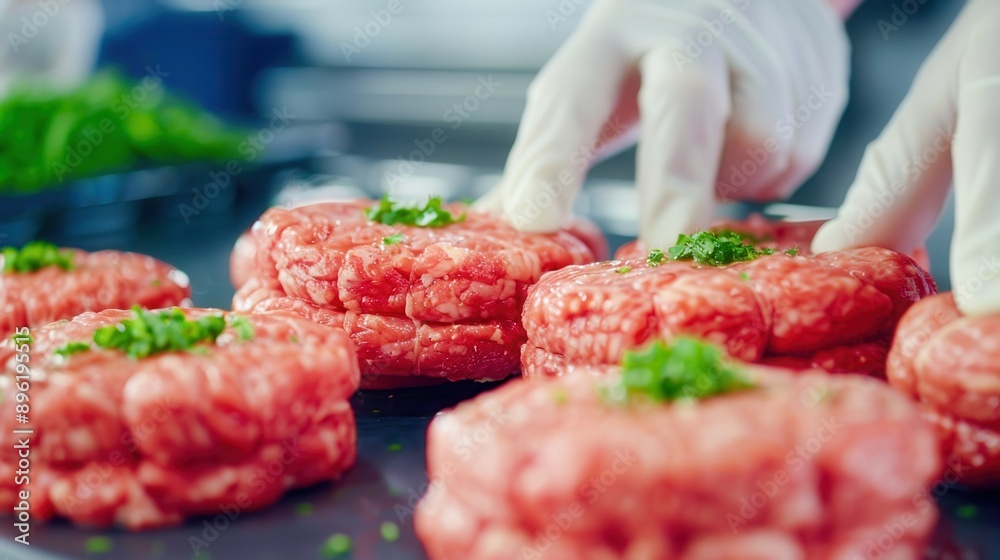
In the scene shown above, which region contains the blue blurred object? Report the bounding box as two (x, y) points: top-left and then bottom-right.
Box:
(98, 9), (296, 119)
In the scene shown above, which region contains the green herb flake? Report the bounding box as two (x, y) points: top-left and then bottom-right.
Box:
(647, 249), (666, 267)
(228, 315), (255, 342)
(604, 337), (754, 405)
(551, 388), (569, 404)
(667, 231), (784, 267)
(85, 535), (113, 554)
(296, 502), (314, 517)
(615, 266), (632, 274)
(739, 272), (750, 282)
(380, 521), (401, 543)
(784, 247), (800, 257)
(387, 443), (402, 452)
(956, 504), (978, 519)
(150, 279), (162, 287)
(193, 552), (211, 560)
(382, 232), (405, 246)
(11, 332), (33, 345)
(288, 334), (299, 343)
(54, 341), (91, 357)
(92, 306), (227, 359)
(321, 533), (353, 558)
(2, 241), (75, 273)
(366, 195), (466, 228)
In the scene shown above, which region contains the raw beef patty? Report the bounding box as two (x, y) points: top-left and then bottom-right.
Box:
(0, 308), (359, 529)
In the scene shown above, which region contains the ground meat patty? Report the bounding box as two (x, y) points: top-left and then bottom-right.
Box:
(234, 200), (600, 387)
(251, 200), (594, 322)
(523, 247), (935, 379)
(415, 366), (941, 559)
(887, 293), (1000, 486)
(237, 276), (524, 389)
(230, 211), (608, 292)
(0, 308), (359, 529)
(0, 249), (190, 337)
(615, 214), (932, 271)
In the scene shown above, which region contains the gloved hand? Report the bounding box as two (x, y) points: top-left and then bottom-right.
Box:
(476, 0), (851, 249)
(0, 0), (104, 97)
(812, 0), (1000, 317)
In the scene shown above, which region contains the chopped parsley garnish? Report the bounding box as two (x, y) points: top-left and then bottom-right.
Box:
(228, 316), (255, 341)
(91, 306), (227, 359)
(296, 502), (314, 517)
(604, 337), (754, 404)
(647, 249), (666, 267)
(380, 521), (400, 542)
(85, 535), (113, 554)
(321, 533), (352, 558)
(54, 341), (91, 357)
(382, 232), (405, 245)
(387, 443), (402, 452)
(739, 272), (750, 282)
(366, 195), (466, 228)
(615, 266), (632, 274)
(551, 388), (569, 404)
(2, 241), (75, 273)
(784, 247), (800, 256)
(666, 230), (780, 266)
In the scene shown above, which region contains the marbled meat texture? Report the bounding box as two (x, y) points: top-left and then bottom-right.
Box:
(522, 246), (935, 378)
(0, 249), (190, 336)
(415, 367), (941, 559)
(888, 292), (1000, 486)
(234, 200), (598, 386)
(0, 308), (359, 529)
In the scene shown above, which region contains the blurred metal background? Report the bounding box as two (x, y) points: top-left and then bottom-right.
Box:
(1, 0), (967, 299)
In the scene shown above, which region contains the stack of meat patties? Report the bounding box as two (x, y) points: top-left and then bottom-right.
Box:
(233, 199), (601, 389)
(526, 216), (937, 379)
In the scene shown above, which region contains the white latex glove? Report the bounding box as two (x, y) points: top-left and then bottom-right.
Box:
(812, 0), (1000, 317)
(0, 0), (104, 97)
(476, 0), (851, 249)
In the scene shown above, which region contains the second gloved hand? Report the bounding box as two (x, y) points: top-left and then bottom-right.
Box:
(477, 0), (851, 249)
(812, 0), (1000, 317)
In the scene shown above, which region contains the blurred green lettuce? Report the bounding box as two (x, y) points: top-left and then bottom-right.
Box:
(0, 69), (246, 194)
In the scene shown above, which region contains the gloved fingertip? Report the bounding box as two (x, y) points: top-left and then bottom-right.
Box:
(810, 220), (855, 254)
